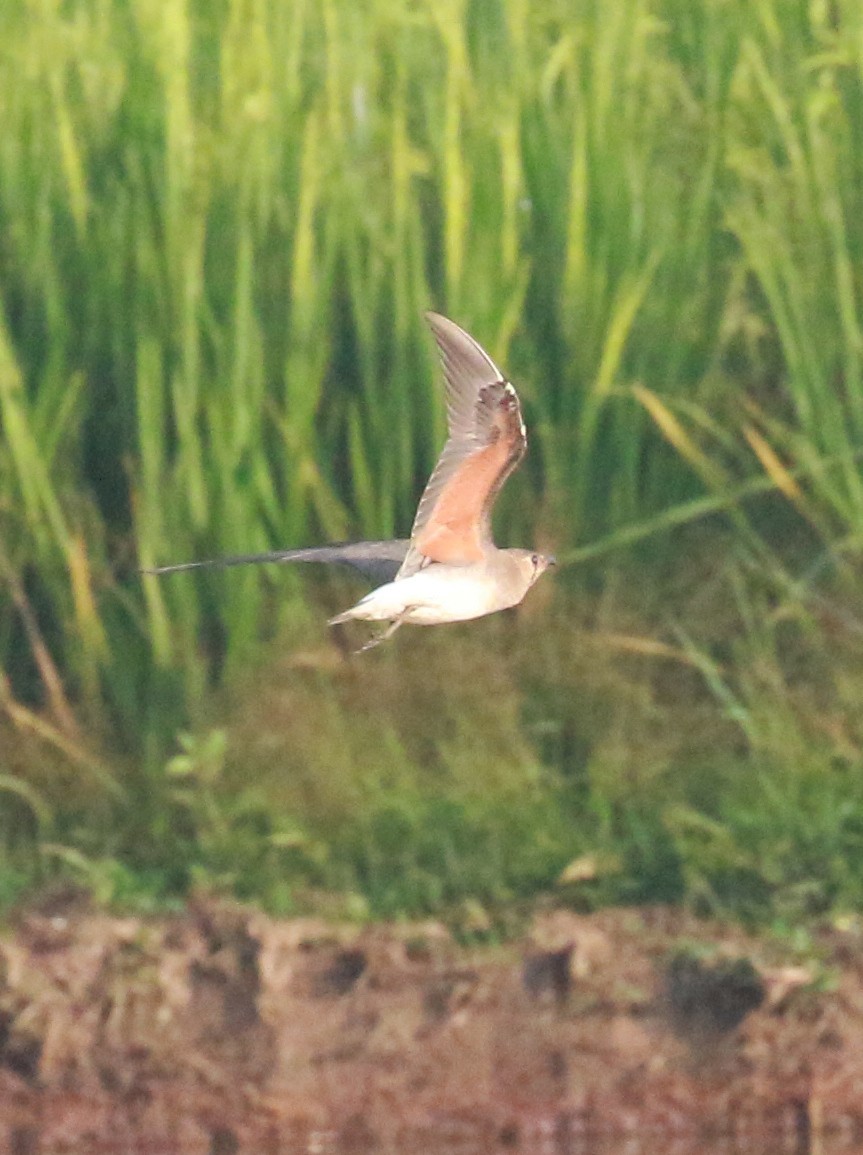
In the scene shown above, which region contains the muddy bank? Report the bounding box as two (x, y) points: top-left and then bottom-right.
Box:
(2, 896), (863, 1151)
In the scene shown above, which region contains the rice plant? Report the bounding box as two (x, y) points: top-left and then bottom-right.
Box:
(0, 0), (861, 916)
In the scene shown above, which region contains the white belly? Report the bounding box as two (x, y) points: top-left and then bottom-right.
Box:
(346, 566), (501, 625)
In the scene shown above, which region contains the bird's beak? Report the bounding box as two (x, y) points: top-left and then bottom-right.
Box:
(546, 555), (557, 567)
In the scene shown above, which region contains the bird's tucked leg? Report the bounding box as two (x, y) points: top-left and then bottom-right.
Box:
(356, 612), (411, 654)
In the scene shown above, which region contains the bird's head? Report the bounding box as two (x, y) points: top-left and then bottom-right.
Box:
(507, 548), (557, 599)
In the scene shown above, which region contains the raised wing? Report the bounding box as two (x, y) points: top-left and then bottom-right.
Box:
(397, 313), (527, 579)
(143, 540), (410, 585)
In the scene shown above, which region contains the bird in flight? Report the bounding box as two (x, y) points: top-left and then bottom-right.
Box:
(144, 313), (555, 650)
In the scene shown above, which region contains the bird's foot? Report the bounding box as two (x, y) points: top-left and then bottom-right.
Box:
(354, 613), (409, 654)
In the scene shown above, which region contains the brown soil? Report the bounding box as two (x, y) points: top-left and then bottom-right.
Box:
(2, 895), (863, 1152)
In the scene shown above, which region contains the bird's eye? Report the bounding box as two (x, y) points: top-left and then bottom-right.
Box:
(531, 553), (540, 567)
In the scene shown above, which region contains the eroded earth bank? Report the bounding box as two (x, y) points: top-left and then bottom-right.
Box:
(2, 897), (863, 1152)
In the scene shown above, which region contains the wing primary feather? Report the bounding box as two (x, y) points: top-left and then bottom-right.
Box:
(142, 540), (410, 584)
(396, 315), (527, 577)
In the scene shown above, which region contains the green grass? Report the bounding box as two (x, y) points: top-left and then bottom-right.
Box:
(1, 0), (862, 927)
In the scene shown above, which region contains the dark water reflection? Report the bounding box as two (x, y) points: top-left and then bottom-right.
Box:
(6, 1132), (862, 1155)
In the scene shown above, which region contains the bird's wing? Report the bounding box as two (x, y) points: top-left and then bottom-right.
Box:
(397, 312), (527, 580)
(142, 540), (410, 585)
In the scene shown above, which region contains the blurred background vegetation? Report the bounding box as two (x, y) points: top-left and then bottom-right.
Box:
(1, 0), (863, 930)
